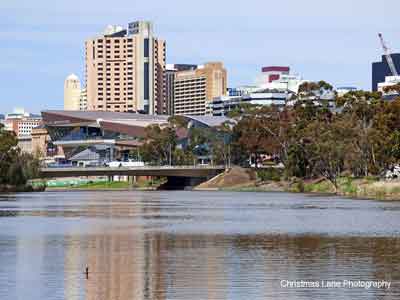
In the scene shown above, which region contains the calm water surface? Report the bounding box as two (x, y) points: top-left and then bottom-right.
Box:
(0, 191), (400, 300)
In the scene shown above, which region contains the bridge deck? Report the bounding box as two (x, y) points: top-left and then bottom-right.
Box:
(40, 166), (226, 178)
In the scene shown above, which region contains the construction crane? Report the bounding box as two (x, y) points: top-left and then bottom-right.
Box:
(378, 33), (399, 77)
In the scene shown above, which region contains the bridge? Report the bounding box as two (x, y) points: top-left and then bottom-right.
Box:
(40, 165), (226, 179)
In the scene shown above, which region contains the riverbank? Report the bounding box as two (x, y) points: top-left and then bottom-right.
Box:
(195, 167), (400, 201)
(45, 180), (162, 191)
(0, 183), (46, 193)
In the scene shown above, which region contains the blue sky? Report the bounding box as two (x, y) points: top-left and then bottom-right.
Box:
(1, 0), (399, 114)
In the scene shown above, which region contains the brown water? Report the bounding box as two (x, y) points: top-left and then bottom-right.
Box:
(0, 191), (400, 299)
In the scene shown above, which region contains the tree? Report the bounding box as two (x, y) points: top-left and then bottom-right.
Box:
(0, 124), (40, 186)
(139, 125), (177, 165)
(383, 83), (400, 95)
(232, 105), (294, 168)
(304, 117), (351, 191)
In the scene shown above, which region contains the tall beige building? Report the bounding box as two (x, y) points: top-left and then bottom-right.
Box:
(174, 62), (227, 115)
(85, 21), (166, 114)
(64, 74), (81, 110)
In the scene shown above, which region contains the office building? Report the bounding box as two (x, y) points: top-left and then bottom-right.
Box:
(4, 108), (42, 137)
(174, 62), (227, 115)
(64, 74), (81, 110)
(165, 64), (198, 115)
(372, 54), (400, 91)
(85, 21), (166, 114)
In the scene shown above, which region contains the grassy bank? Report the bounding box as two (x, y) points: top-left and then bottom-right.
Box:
(45, 178), (164, 191)
(229, 177), (400, 200)
(302, 177), (400, 200)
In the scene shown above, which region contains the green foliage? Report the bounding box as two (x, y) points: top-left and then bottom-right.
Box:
(257, 168), (282, 181)
(290, 178), (305, 193)
(0, 125), (40, 186)
(139, 125), (177, 165)
(286, 144), (309, 178)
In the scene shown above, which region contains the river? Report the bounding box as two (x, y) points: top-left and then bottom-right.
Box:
(0, 191), (399, 299)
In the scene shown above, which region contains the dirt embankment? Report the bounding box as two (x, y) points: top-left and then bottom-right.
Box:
(195, 167), (257, 190)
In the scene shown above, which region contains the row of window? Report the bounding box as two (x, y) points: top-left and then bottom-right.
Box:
(98, 67), (133, 71)
(97, 97), (133, 107)
(95, 38), (133, 43)
(98, 87), (133, 91)
(96, 55), (133, 59)
(97, 62), (133, 66)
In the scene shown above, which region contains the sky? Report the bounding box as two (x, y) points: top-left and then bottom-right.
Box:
(1, 0), (399, 114)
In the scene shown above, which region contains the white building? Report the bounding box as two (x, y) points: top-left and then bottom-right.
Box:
(336, 86), (357, 97)
(255, 66), (307, 93)
(378, 76), (400, 94)
(64, 74), (81, 111)
(208, 89), (291, 116)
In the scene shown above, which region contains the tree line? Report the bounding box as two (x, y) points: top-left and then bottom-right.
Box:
(138, 81), (400, 189)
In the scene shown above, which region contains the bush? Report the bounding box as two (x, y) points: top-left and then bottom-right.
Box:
(291, 178), (305, 193)
(257, 168), (282, 182)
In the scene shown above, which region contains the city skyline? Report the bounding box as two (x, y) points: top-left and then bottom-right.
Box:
(1, 0), (400, 113)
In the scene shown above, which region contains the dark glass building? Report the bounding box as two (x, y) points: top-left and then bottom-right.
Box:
(372, 53), (400, 91)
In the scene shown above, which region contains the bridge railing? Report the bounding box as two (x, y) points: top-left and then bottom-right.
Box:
(42, 165), (226, 171)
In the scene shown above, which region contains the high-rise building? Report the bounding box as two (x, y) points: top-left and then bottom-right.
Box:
(174, 62), (227, 115)
(165, 64), (198, 115)
(64, 74), (81, 110)
(372, 54), (400, 91)
(85, 21), (166, 114)
(80, 88), (87, 111)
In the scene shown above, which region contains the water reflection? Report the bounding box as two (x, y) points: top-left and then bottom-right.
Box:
(0, 191), (399, 299)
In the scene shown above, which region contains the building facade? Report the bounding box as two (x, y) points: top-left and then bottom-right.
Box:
(165, 64), (198, 115)
(174, 62), (227, 115)
(4, 108), (42, 137)
(64, 74), (81, 110)
(85, 21), (166, 114)
(41, 110), (228, 164)
(208, 89), (290, 116)
(256, 66), (305, 93)
(80, 88), (88, 111)
(372, 54), (400, 91)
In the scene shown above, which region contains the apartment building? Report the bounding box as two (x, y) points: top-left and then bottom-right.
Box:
(174, 62), (227, 115)
(85, 21), (166, 114)
(165, 64), (198, 115)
